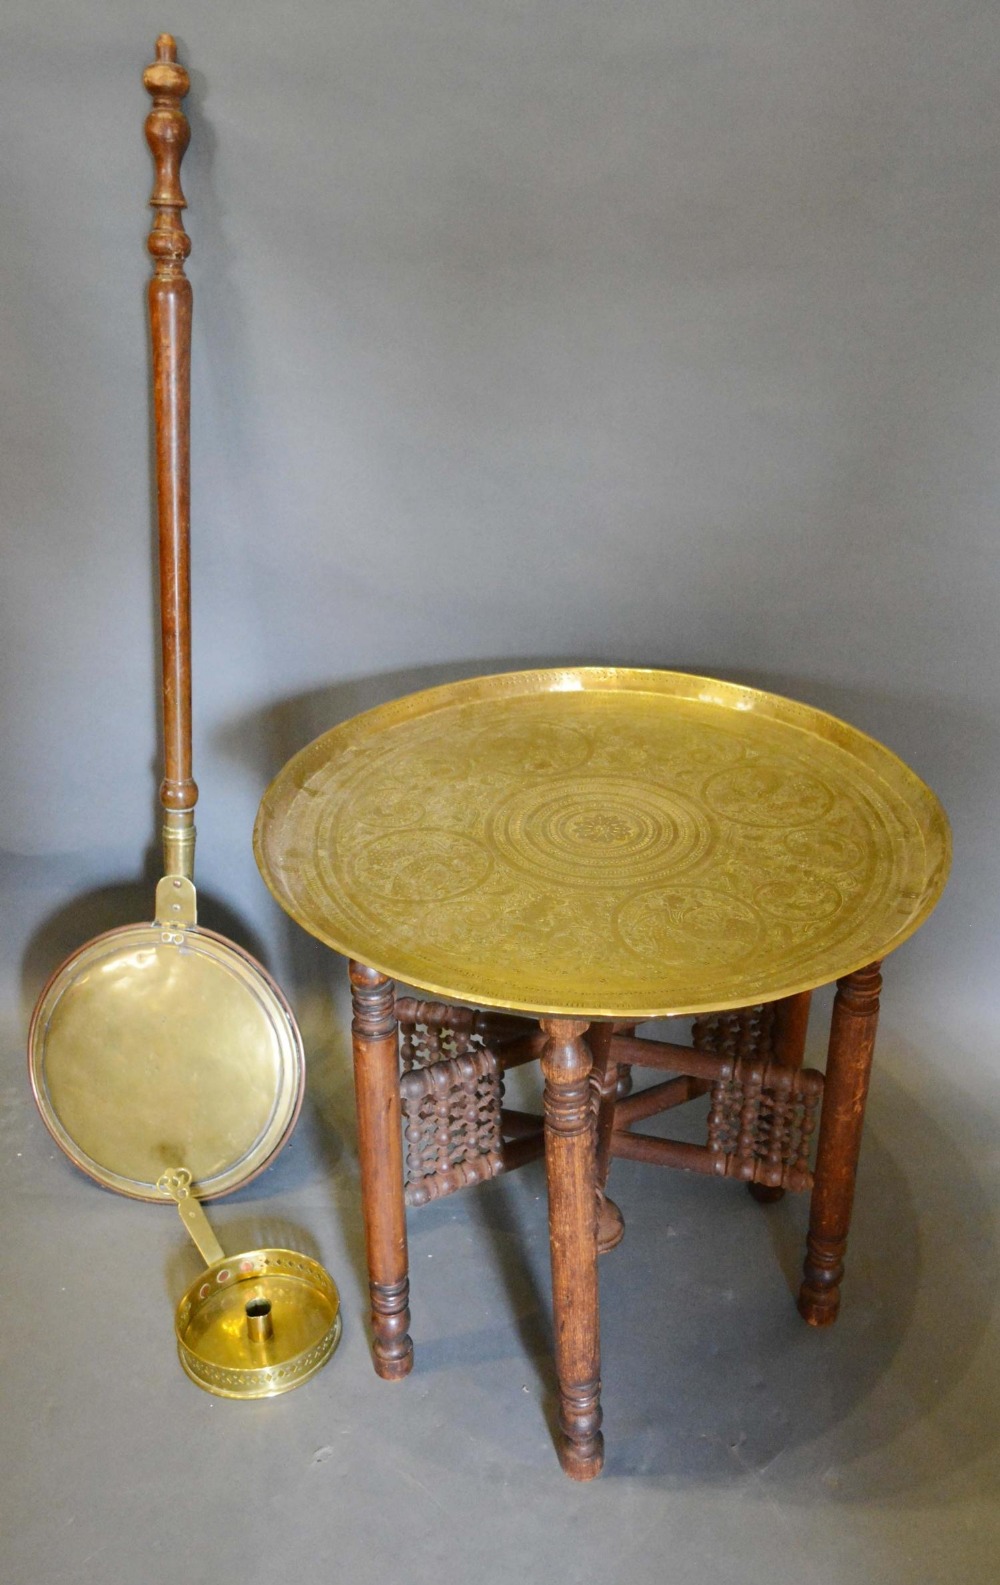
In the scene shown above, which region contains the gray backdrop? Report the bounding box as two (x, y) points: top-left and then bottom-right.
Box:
(3, 5), (996, 1070)
(3, 7), (999, 1583)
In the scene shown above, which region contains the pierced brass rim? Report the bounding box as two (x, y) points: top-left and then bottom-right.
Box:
(175, 1248), (342, 1399)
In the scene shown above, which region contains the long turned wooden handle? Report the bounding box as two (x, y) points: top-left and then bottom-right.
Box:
(144, 35), (197, 877)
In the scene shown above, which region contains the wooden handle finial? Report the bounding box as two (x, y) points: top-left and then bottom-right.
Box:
(144, 35), (197, 869)
(144, 36), (191, 269)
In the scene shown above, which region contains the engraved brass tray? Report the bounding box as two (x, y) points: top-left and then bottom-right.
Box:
(254, 668), (951, 1019)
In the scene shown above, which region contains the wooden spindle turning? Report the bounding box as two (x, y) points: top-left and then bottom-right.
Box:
(144, 35), (197, 875)
(540, 1017), (604, 1480)
(799, 964), (882, 1325)
(588, 1022), (626, 1254)
(748, 990), (813, 1203)
(351, 962), (413, 1378)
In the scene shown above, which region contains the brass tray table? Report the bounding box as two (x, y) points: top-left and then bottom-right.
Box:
(255, 667), (950, 1477)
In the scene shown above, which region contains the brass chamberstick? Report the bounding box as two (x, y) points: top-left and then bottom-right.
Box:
(253, 668), (951, 1019)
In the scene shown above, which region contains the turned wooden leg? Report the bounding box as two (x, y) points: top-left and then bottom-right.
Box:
(748, 989), (813, 1204)
(541, 1016), (604, 1480)
(798, 964), (882, 1327)
(588, 1022), (625, 1253)
(350, 961), (413, 1379)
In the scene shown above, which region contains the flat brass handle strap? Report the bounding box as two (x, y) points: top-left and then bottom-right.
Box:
(144, 34), (197, 880)
(158, 1168), (226, 1266)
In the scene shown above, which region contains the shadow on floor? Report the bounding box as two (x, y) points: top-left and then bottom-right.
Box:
(372, 1036), (997, 1505)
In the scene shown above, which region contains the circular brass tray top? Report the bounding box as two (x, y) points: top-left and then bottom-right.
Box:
(254, 668), (951, 1019)
(28, 924), (305, 1201)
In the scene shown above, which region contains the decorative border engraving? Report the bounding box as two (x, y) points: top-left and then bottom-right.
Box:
(255, 670), (949, 1016)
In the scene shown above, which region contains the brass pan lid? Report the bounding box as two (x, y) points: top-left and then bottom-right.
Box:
(28, 903), (305, 1202)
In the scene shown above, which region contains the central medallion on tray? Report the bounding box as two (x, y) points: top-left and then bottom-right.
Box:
(488, 774), (712, 890)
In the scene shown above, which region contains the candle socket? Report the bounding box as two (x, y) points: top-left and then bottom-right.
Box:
(245, 1297), (274, 1342)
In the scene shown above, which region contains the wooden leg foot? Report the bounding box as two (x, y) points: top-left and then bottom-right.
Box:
(557, 1380), (605, 1480)
(373, 1349), (414, 1380)
(797, 1236), (844, 1326)
(748, 1181), (785, 1205)
(597, 1194), (625, 1253)
(370, 1277), (414, 1377)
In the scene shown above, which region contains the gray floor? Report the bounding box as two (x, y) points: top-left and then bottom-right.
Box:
(3, 974), (997, 1585)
